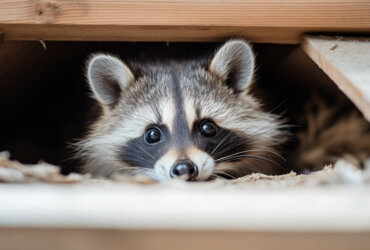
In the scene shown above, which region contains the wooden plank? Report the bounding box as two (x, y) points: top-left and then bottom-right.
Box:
(302, 36), (370, 121)
(0, 1), (369, 43)
(0, 183), (369, 231)
(0, 228), (369, 250)
(0, 25), (303, 43)
(0, 183), (369, 249)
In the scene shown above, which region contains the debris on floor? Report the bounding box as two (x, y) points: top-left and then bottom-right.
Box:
(0, 151), (369, 186)
(0, 152), (86, 183)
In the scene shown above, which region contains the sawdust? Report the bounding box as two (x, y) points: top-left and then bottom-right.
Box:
(1, 151), (369, 187)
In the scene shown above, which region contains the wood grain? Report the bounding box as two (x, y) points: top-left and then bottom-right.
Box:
(0, 1), (369, 43)
(1, 228), (369, 250)
(302, 36), (370, 121)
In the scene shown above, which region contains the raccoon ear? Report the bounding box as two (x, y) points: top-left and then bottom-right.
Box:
(209, 40), (255, 92)
(87, 54), (134, 105)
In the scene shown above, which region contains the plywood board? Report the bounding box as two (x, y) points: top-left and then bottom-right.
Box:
(0, 1), (369, 43)
(302, 36), (370, 121)
(0, 183), (369, 250)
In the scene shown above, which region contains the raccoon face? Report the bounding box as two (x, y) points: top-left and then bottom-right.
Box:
(78, 40), (286, 181)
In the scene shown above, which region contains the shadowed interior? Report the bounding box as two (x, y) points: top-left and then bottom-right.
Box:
(0, 41), (358, 174)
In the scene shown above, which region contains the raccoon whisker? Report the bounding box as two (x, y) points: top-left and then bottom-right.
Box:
(214, 150), (257, 162)
(134, 145), (154, 160)
(120, 153), (149, 162)
(215, 155), (246, 162)
(211, 140), (248, 160)
(228, 155), (282, 167)
(269, 99), (288, 114)
(215, 154), (285, 171)
(209, 131), (232, 156)
(242, 155), (287, 172)
(214, 148), (278, 162)
(217, 148), (286, 162)
(212, 172), (237, 179)
(122, 151), (150, 158)
(118, 157), (150, 167)
(246, 148), (286, 161)
(210, 174), (227, 180)
(119, 149), (154, 164)
(212, 140), (247, 158)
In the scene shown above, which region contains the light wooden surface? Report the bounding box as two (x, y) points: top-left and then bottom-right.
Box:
(302, 36), (370, 121)
(0, 1), (369, 43)
(0, 183), (369, 250)
(1, 228), (369, 250)
(0, 183), (369, 231)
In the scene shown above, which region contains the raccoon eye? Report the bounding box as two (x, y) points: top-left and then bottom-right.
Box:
(144, 127), (162, 144)
(200, 120), (217, 137)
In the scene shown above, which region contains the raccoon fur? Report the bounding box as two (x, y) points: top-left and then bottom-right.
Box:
(75, 40), (289, 181)
(288, 97), (370, 173)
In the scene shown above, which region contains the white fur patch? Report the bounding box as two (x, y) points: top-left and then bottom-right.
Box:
(183, 97), (197, 130)
(186, 146), (215, 181)
(154, 149), (178, 180)
(159, 99), (176, 134)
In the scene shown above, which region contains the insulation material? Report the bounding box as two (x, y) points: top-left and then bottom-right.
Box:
(1, 151), (369, 187)
(0, 152), (86, 183)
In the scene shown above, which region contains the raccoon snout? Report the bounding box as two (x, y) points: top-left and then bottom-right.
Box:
(170, 160), (198, 181)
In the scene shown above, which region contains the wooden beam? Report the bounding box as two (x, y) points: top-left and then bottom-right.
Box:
(302, 36), (370, 121)
(0, 1), (369, 43)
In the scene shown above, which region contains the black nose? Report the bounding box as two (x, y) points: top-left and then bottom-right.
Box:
(170, 160), (198, 181)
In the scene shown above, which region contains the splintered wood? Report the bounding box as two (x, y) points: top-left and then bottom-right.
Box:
(302, 36), (370, 121)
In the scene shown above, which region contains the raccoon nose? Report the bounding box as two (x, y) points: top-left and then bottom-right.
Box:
(170, 160), (198, 181)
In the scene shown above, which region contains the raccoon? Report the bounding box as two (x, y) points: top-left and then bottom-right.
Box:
(75, 40), (288, 181)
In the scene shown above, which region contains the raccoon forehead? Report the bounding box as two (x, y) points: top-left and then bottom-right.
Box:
(121, 74), (172, 106)
(117, 98), (176, 139)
